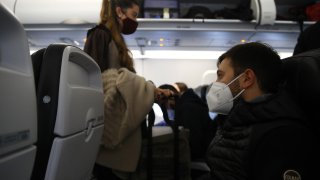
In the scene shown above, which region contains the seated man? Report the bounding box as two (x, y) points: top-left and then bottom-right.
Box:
(174, 86), (215, 162)
(201, 42), (316, 180)
(156, 84), (215, 174)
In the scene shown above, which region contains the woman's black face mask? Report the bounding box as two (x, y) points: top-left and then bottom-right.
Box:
(121, 17), (138, 35)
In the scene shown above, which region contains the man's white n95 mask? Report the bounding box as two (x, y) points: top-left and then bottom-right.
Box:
(206, 74), (245, 115)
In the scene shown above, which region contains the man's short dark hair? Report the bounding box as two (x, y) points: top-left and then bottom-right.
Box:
(158, 84), (179, 94)
(218, 42), (282, 93)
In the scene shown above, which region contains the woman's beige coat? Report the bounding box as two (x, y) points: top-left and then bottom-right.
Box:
(96, 68), (155, 172)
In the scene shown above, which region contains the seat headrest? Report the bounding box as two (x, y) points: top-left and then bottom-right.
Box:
(31, 48), (45, 91)
(282, 48), (320, 135)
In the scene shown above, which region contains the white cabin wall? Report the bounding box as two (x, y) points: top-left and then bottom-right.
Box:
(134, 58), (217, 88)
(29, 47), (292, 90)
(133, 50), (293, 89)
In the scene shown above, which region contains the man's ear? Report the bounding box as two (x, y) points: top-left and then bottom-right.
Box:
(240, 69), (256, 89)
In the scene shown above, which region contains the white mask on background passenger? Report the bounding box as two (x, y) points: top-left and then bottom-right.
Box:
(166, 109), (175, 120)
(206, 74), (245, 115)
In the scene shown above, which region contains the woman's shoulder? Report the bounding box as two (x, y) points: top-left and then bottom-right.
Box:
(87, 24), (111, 38)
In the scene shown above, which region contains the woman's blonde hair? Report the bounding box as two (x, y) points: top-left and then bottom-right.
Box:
(100, 0), (139, 72)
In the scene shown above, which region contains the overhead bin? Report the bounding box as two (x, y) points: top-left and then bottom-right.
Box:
(11, 0), (278, 26)
(4, 0), (315, 52)
(13, 0), (276, 25)
(15, 0), (101, 24)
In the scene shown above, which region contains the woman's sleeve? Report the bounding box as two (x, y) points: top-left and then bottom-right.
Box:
(84, 28), (111, 72)
(115, 68), (155, 138)
(101, 68), (155, 148)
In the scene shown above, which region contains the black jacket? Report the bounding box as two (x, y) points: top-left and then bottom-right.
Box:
(204, 91), (317, 180)
(175, 89), (216, 161)
(84, 24), (112, 72)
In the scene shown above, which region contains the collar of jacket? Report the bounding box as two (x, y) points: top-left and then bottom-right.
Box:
(223, 90), (304, 128)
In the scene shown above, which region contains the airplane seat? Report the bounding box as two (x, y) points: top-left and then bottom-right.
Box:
(282, 48), (320, 148)
(0, 3), (37, 180)
(30, 44), (104, 180)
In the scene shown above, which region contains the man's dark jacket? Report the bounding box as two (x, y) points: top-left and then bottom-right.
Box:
(204, 91), (317, 180)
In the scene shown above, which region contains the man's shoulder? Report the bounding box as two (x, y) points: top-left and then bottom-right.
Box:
(250, 119), (313, 149)
(253, 119), (306, 133)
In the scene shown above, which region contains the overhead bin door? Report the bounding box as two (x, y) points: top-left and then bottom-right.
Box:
(15, 0), (101, 24)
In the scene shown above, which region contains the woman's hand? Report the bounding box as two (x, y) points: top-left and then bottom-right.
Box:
(154, 88), (174, 104)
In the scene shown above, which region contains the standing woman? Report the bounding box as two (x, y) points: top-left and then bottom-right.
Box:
(84, 0), (139, 72)
(84, 0), (171, 179)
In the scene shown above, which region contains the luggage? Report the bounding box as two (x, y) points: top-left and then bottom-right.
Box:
(143, 0), (179, 18)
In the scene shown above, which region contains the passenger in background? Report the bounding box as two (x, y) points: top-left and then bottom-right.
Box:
(193, 84), (210, 104)
(155, 84), (179, 125)
(174, 83), (216, 179)
(174, 82), (188, 95)
(200, 42), (316, 180)
(84, 0), (171, 179)
(156, 83), (216, 179)
(194, 84), (218, 126)
(293, 21), (320, 55)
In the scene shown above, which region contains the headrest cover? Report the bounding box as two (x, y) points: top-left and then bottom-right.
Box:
(282, 48), (320, 135)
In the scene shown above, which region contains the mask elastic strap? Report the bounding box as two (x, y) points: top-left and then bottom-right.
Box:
(226, 73), (245, 102)
(229, 89), (245, 102)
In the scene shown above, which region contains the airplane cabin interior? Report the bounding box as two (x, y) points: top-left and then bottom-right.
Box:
(1, 0), (319, 179)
